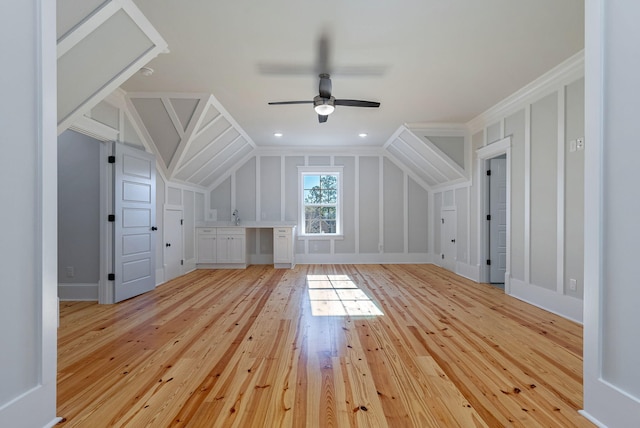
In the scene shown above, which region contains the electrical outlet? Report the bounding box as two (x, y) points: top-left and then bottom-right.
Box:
(576, 138), (585, 150)
(569, 278), (577, 291)
(66, 266), (74, 278)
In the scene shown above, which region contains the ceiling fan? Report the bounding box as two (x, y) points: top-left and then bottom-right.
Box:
(266, 35), (381, 123)
(268, 73), (380, 123)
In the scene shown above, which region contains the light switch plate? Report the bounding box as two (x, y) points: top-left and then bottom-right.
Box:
(576, 138), (584, 150)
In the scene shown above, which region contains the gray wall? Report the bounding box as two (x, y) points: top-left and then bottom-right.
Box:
(210, 153), (430, 262)
(58, 130), (101, 284)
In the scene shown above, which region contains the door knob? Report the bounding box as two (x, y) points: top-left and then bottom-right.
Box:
(451, 239), (456, 243)
(166, 243), (171, 247)
(151, 226), (158, 231)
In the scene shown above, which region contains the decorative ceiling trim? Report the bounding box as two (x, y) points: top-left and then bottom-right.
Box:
(57, 0), (168, 135)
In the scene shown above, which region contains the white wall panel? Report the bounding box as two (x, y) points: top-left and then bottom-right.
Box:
(383, 158), (404, 253)
(358, 157), (380, 253)
(505, 109), (526, 281)
(408, 178), (428, 253)
(210, 177), (231, 221)
(335, 156), (356, 254)
(184, 190), (195, 260)
(564, 78), (585, 298)
(530, 93), (558, 290)
(285, 156), (304, 222)
(259, 156), (281, 221)
(455, 188), (468, 263)
(236, 157), (256, 222)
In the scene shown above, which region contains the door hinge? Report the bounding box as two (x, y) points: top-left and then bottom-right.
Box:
(486, 214), (491, 221)
(108, 273), (115, 281)
(486, 259), (491, 266)
(108, 214), (115, 222)
(441, 254), (444, 260)
(180, 219), (183, 225)
(441, 218), (444, 224)
(181, 260), (184, 266)
(486, 169), (491, 176)
(108, 155), (115, 164)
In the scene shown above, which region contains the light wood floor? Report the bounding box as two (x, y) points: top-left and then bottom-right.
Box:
(57, 264), (592, 427)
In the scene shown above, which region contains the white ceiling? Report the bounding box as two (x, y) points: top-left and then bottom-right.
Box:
(120, 0), (585, 148)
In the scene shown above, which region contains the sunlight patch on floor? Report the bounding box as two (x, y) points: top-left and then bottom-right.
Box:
(307, 274), (384, 316)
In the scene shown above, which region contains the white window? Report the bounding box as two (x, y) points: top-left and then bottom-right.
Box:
(299, 167), (342, 236)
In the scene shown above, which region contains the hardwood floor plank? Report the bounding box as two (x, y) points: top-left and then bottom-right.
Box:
(57, 264), (592, 427)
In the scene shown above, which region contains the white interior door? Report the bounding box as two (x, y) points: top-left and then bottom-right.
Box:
(441, 209), (457, 272)
(113, 142), (156, 302)
(164, 209), (183, 281)
(489, 156), (507, 283)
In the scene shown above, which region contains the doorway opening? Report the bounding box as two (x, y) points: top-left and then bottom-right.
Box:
(476, 137), (511, 291)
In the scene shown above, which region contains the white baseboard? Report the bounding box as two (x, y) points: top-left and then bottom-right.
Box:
(455, 261), (480, 282)
(578, 411), (606, 428)
(45, 417), (64, 428)
(509, 277), (583, 323)
(294, 253), (431, 264)
(155, 268), (165, 286)
(58, 283), (98, 301)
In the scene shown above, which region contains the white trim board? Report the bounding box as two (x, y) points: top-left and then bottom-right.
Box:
(509, 278), (583, 324)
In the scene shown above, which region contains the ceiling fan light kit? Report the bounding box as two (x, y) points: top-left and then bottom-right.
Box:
(313, 96), (335, 115)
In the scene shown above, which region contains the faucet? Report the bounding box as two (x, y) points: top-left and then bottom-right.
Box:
(232, 209), (240, 226)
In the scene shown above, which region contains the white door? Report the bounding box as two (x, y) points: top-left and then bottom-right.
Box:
(164, 209), (183, 281)
(113, 142), (156, 302)
(489, 157), (507, 283)
(441, 209), (457, 272)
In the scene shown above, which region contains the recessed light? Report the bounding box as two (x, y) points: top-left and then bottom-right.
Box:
(358, 133), (368, 138)
(274, 132), (283, 137)
(139, 67), (154, 77)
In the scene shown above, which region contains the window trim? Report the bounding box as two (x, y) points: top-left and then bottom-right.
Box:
(298, 166), (343, 237)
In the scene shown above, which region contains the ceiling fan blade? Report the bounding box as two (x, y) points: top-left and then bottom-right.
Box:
(318, 114), (328, 123)
(334, 99), (380, 108)
(268, 100), (313, 105)
(318, 74), (332, 98)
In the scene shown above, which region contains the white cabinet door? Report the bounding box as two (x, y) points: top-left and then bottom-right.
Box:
(196, 229), (216, 263)
(216, 228), (246, 264)
(273, 227), (295, 268)
(228, 235), (246, 263)
(274, 229), (292, 263)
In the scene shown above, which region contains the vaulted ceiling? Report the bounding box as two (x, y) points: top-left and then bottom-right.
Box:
(57, 0), (584, 189)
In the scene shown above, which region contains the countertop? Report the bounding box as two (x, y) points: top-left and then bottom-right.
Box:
(196, 221), (297, 228)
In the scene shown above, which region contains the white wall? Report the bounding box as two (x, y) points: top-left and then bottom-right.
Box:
(0, 1), (59, 426)
(210, 152), (430, 264)
(583, 1), (640, 425)
(462, 52), (585, 322)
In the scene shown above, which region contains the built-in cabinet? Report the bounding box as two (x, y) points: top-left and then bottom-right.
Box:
(273, 227), (295, 268)
(196, 227), (246, 268)
(196, 225), (295, 269)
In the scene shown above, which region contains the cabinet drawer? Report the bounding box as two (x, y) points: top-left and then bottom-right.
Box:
(198, 228), (216, 234)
